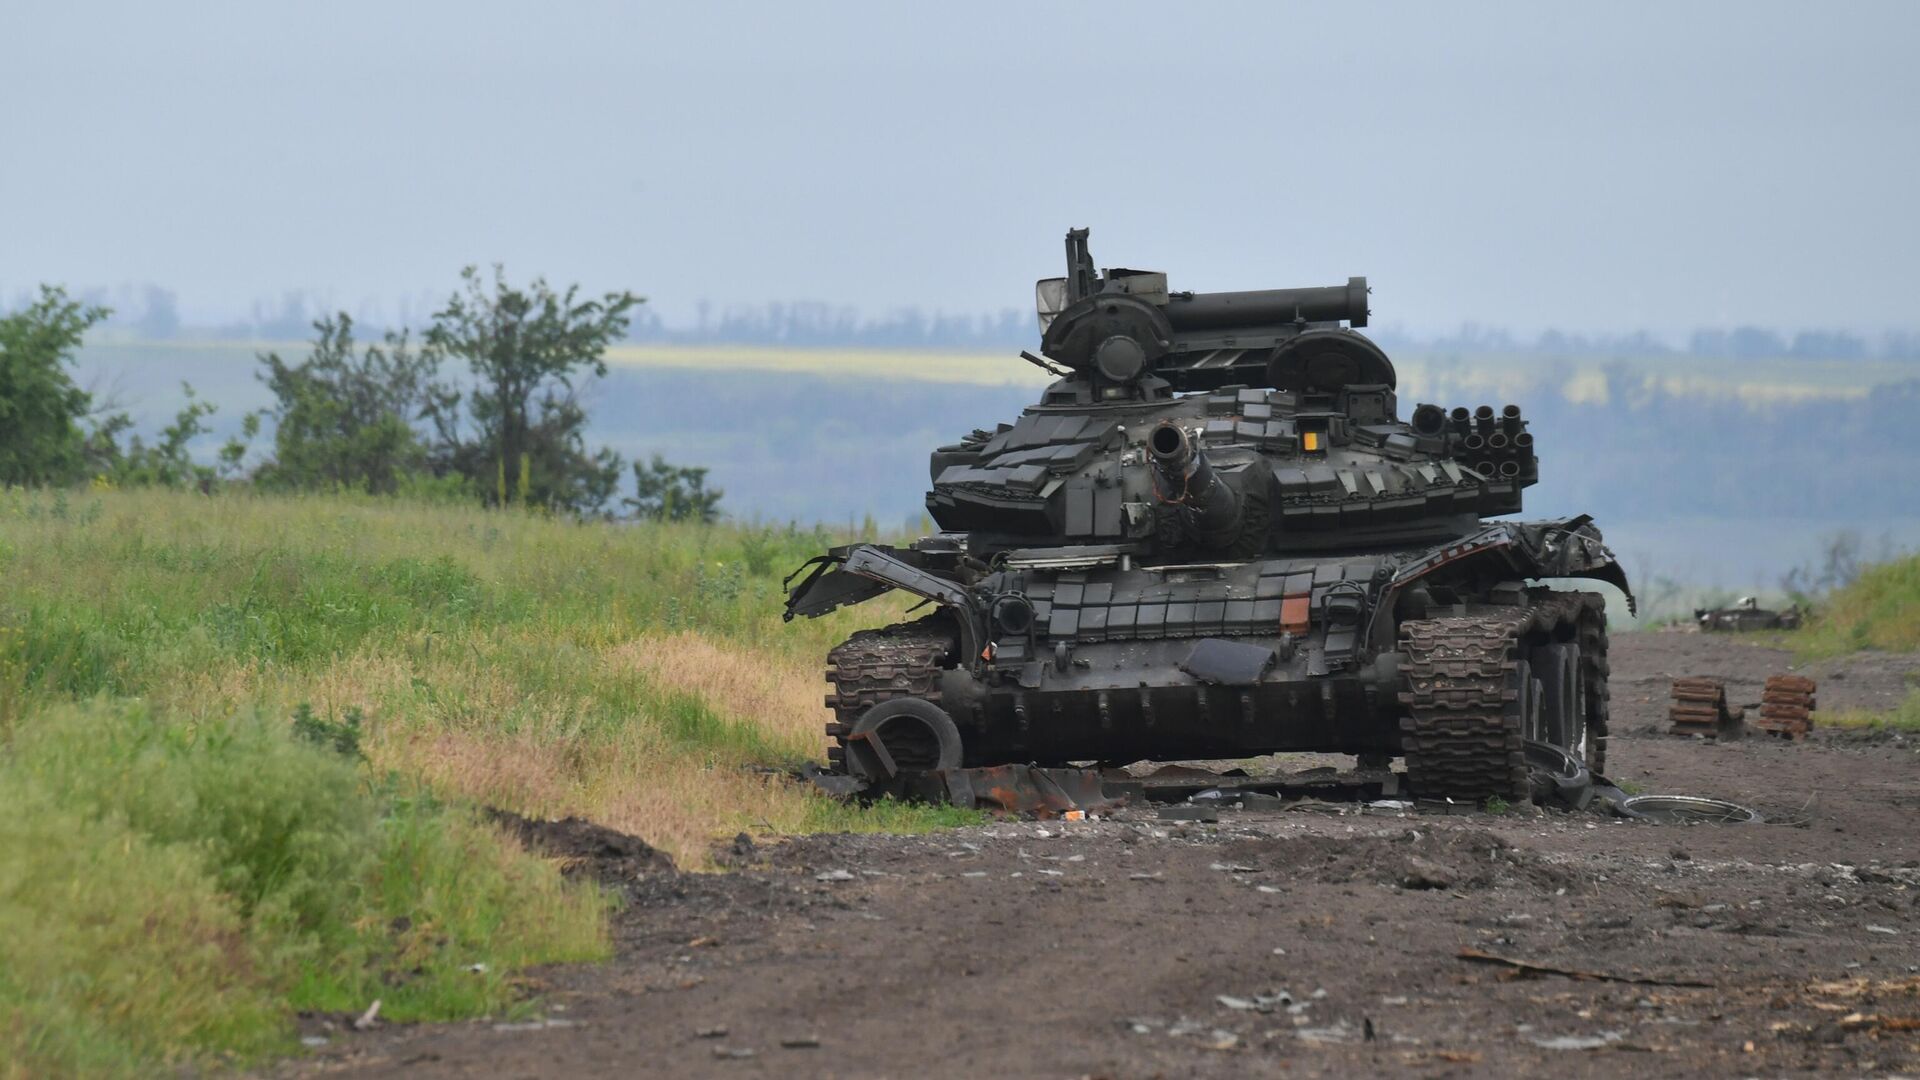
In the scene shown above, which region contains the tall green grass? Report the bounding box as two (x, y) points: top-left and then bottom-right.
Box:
(1791, 552), (1920, 657)
(0, 701), (605, 1077)
(0, 487), (965, 1074)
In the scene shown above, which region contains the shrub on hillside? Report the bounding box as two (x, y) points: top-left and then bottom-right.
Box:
(0, 779), (285, 1076)
(1, 700), (608, 1074)
(1796, 551), (1920, 655)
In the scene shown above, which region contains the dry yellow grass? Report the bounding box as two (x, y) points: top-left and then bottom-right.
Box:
(613, 631), (830, 756)
(0, 489), (943, 872)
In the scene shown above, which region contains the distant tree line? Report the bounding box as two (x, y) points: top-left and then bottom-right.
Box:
(1366, 323), (1920, 361)
(15, 281), (1920, 361)
(0, 271), (722, 521)
(624, 302), (1035, 350)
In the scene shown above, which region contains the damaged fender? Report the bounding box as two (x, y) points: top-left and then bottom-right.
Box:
(784, 543), (986, 664)
(1377, 516), (1634, 628)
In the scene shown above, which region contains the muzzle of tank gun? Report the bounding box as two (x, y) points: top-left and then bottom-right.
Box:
(1149, 420), (1242, 547)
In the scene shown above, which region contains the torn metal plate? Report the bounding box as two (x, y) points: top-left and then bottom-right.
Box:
(1179, 638), (1275, 686)
(927, 765), (1125, 816)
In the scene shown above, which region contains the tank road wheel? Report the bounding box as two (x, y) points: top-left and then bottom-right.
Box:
(1398, 592), (1604, 806)
(1528, 642), (1586, 758)
(845, 698), (963, 792)
(823, 613), (958, 780)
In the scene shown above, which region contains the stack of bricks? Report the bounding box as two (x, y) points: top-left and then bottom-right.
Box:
(1669, 677), (1741, 737)
(1758, 674), (1817, 739)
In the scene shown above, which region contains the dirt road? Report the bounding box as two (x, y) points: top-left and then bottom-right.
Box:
(289, 633), (1920, 1078)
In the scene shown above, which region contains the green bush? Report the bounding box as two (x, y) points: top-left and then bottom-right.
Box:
(0, 700), (608, 1074)
(17, 700), (379, 932)
(1794, 552), (1920, 656)
(0, 778), (285, 1077)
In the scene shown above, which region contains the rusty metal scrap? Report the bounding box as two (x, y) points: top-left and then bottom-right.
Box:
(1667, 677), (1742, 737)
(1757, 674), (1817, 739)
(917, 765), (1125, 817)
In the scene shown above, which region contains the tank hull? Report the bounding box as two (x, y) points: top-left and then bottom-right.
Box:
(937, 637), (1406, 765)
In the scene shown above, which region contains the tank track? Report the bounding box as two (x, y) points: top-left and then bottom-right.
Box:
(1397, 591), (1606, 804)
(822, 614), (955, 773)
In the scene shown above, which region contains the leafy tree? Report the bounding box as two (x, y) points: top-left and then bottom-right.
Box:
(423, 266), (638, 514)
(254, 314), (439, 494)
(91, 385), (241, 491)
(0, 287), (111, 485)
(625, 454), (723, 523)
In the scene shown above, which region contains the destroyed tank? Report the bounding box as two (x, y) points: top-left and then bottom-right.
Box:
(785, 229), (1633, 805)
(1694, 597), (1804, 632)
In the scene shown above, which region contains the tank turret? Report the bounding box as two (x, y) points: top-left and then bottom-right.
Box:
(925, 230), (1538, 559)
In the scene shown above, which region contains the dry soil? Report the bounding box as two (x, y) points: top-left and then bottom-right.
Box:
(285, 632), (1920, 1078)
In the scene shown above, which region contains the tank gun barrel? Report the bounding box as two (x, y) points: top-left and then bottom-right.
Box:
(1163, 279), (1370, 331)
(1148, 421), (1241, 547)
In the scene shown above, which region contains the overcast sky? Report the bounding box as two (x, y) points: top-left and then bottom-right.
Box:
(4, 0), (1917, 336)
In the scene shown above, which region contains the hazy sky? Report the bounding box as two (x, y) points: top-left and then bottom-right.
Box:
(4, 1), (1917, 336)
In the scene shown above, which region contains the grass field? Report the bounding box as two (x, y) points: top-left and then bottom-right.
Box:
(1819, 688), (1920, 732)
(0, 488), (963, 1075)
(1789, 550), (1920, 658)
(1786, 549), (1920, 731)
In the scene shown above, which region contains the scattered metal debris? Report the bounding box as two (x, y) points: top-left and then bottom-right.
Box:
(1524, 739), (1594, 810)
(807, 733), (1739, 829)
(916, 764), (1122, 816)
(1457, 947), (1715, 987)
(1758, 674), (1818, 739)
(1618, 795), (1761, 825)
(1667, 677), (1742, 738)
